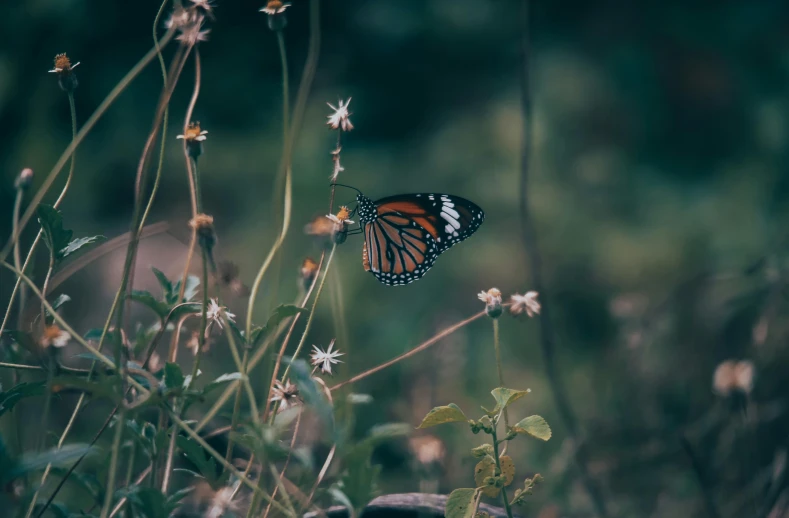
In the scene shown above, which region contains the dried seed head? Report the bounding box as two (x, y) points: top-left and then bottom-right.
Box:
(49, 53), (80, 91)
(177, 121), (208, 159)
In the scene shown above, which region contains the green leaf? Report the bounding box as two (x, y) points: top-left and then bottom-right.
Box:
(226, 319), (247, 346)
(250, 304), (308, 347)
(151, 268), (173, 300)
(474, 455), (499, 497)
(9, 444), (96, 479)
(130, 290), (170, 318)
(0, 382), (46, 418)
(445, 488), (478, 518)
(175, 436), (220, 488)
(181, 275), (200, 302)
(490, 387), (530, 412)
(60, 235), (105, 260)
(417, 403), (468, 428)
(51, 294), (71, 310)
(164, 362), (185, 391)
(37, 205), (73, 262)
(512, 415), (552, 441)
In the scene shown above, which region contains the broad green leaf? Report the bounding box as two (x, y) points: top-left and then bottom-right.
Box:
(151, 268), (173, 300)
(490, 387), (530, 412)
(0, 382), (46, 417)
(512, 415), (552, 441)
(164, 362), (185, 391)
(51, 294), (71, 310)
(175, 436), (221, 488)
(445, 488), (478, 518)
(130, 290), (170, 318)
(37, 205), (73, 262)
(417, 404), (468, 428)
(10, 444), (96, 479)
(60, 235), (105, 259)
(250, 304), (308, 347)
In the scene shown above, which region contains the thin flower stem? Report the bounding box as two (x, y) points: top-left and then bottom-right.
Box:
(490, 423), (514, 518)
(0, 28), (177, 263)
(99, 409), (126, 518)
(492, 319), (510, 432)
(263, 411), (302, 518)
(12, 188), (25, 330)
(23, 353), (57, 518)
(39, 249), (55, 327)
(161, 422), (178, 494)
(195, 379), (241, 433)
(329, 267), (350, 373)
(3, 87), (79, 337)
(517, 2), (607, 516)
(305, 444), (336, 509)
(329, 309), (488, 392)
(187, 246), (210, 389)
(275, 245), (336, 408)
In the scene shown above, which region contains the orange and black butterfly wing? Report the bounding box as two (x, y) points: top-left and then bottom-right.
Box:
(360, 193), (484, 286)
(364, 213), (439, 285)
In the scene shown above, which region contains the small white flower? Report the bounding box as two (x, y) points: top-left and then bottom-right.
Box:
(310, 339), (344, 375)
(477, 288), (502, 306)
(326, 213), (355, 227)
(260, 1), (291, 15)
(326, 98), (354, 131)
(40, 325), (71, 348)
(206, 298), (236, 332)
(189, 0), (215, 13)
(270, 379), (301, 411)
(510, 291), (540, 317)
(176, 25), (211, 45)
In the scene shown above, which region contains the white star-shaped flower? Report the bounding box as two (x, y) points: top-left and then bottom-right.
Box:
(326, 98), (354, 131)
(310, 339), (344, 375)
(510, 291), (540, 317)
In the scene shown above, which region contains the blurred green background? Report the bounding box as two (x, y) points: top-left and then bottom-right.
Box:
(3, 1), (789, 516)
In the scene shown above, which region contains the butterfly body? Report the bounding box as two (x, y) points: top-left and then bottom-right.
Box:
(355, 191), (484, 286)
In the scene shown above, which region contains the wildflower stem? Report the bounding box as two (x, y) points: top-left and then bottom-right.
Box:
(329, 309), (488, 392)
(39, 248), (55, 328)
(517, 1), (607, 516)
(0, 28), (177, 264)
(23, 354), (57, 518)
(490, 423), (514, 518)
(278, 244), (336, 393)
(187, 246), (210, 390)
(492, 319), (510, 432)
(99, 408), (126, 518)
(12, 188), (25, 330)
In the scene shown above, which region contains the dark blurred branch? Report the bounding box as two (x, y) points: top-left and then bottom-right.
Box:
(302, 493), (520, 518)
(679, 435), (721, 518)
(516, 1), (609, 517)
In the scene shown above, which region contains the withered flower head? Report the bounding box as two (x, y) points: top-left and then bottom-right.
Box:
(40, 324), (71, 349)
(48, 53), (80, 91)
(261, 1), (291, 30)
(510, 291), (540, 317)
(478, 288), (503, 318)
(270, 379), (301, 412)
(326, 98), (354, 132)
(189, 213), (216, 251)
(206, 298), (237, 334)
(15, 168), (33, 190)
(300, 257), (319, 291)
(177, 121), (208, 159)
(713, 359), (755, 396)
(326, 206), (355, 244)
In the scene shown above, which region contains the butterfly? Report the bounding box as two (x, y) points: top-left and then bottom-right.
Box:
(337, 185), (485, 286)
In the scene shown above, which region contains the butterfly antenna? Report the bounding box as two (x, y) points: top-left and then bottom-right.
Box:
(330, 183), (362, 195)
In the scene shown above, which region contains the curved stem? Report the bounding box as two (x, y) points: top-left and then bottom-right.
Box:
(12, 189), (25, 330)
(0, 29), (176, 263)
(329, 309), (487, 392)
